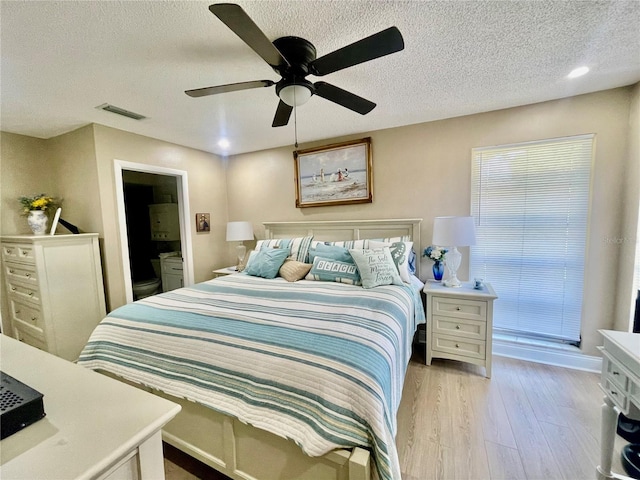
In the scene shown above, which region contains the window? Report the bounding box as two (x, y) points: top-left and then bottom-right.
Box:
(470, 135), (594, 344)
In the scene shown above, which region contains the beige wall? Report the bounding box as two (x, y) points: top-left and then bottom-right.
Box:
(614, 82), (640, 331)
(227, 87), (636, 356)
(2, 85), (637, 355)
(1, 125), (228, 318)
(91, 125), (228, 310)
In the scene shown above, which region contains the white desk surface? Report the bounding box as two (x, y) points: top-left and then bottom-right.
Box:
(0, 335), (181, 479)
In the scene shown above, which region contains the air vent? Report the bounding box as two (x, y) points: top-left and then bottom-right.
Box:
(96, 103), (147, 120)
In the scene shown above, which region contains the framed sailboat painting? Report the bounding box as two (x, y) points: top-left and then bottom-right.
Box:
(293, 137), (373, 208)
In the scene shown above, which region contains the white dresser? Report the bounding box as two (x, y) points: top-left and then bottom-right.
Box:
(0, 335), (181, 480)
(424, 281), (498, 377)
(1, 234), (106, 362)
(597, 330), (640, 480)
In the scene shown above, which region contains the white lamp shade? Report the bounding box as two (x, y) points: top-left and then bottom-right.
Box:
(279, 84), (312, 107)
(432, 216), (477, 247)
(226, 221), (253, 242)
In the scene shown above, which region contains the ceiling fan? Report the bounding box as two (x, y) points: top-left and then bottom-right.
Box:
(185, 3), (405, 127)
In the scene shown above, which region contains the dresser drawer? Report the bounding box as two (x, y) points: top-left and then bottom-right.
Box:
(432, 296), (487, 321)
(13, 324), (47, 351)
(4, 262), (38, 286)
(2, 243), (35, 264)
(433, 315), (486, 341)
(601, 377), (628, 411)
(10, 298), (45, 332)
(602, 353), (629, 392)
(432, 334), (486, 360)
(7, 280), (40, 304)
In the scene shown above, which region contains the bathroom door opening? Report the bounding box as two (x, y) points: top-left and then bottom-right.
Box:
(114, 160), (194, 304)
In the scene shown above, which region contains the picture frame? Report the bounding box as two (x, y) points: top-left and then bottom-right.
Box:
(196, 213), (210, 232)
(293, 137), (373, 208)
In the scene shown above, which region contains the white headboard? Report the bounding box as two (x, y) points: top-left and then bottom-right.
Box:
(263, 218), (422, 274)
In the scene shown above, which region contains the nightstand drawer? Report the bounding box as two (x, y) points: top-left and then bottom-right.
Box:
(433, 315), (486, 340)
(2, 244), (35, 264)
(432, 334), (486, 360)
(432, 296), (487, 321)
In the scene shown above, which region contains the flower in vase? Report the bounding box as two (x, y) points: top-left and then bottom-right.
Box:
(19, 194), (58, 216)
(423, 245), (448, 263)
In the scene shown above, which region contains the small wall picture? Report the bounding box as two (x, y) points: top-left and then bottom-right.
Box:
(294, 137), (373, 208)
(196, 213), (210, 232)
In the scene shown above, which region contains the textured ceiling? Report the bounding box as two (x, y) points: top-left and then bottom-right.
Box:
(1, 1), (639, 156)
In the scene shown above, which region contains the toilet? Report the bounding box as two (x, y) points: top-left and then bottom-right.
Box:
(132, 259), (162, 300)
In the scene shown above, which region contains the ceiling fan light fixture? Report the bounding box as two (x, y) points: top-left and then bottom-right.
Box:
(279, 84), (312, 107)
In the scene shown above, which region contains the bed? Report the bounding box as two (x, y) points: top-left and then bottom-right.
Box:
(78, 219), (423, 480)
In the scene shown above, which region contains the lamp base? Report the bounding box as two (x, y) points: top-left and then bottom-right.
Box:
(236, 243), (247, 270)
(444, 246), (462, 287)
(443, 276), (462, 288)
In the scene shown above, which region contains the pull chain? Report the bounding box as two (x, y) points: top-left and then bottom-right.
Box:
(293, 82), (299, 148)
(294, 104), (299, 148)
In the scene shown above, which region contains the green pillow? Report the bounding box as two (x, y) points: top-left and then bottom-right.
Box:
(305, 257), (361, 285)
(244, 247), (291, 279)
(349, 247), (404, 289)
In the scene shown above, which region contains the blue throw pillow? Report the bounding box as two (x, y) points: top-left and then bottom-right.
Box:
(308, 243), (354, 264)
(305, 257), (361, 285)
(244, 247), (291, 279)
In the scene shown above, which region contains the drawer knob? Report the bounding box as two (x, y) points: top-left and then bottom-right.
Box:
(28, 292), (33, 297)
(15, 310), (20, 314)
(456, 307), (461, 311)
(25, 273), (31, 278)
(31, 317), (37, 322)
(9, 269), (14, 274)
(612, 371), (620, 376)
(610, 390), (617, 396)
(455, 343), (460, 348)
(11, 287), (16, 291)
(456, 325), (461, 329)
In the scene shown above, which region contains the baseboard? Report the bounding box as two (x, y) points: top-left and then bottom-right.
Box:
(493, 336), (602, 373)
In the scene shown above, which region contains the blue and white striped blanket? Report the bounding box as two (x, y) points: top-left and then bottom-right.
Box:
(78, 274), (424, 480)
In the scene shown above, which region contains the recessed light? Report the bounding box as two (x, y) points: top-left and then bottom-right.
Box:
(218, 139), (230, 149)
(567, 66), (589, 79)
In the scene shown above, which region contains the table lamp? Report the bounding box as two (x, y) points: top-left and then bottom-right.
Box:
(226, 221), (254, 270)
(432, 216), (476, 287)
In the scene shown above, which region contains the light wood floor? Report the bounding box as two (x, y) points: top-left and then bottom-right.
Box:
(166, 354), (628, 480)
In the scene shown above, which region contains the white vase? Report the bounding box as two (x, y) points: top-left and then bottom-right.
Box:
(27, 210), (48, 235)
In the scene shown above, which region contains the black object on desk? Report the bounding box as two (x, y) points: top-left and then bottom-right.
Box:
(0, 371), (46, 439)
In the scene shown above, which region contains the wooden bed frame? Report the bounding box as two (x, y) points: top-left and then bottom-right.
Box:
(135, 219), (421, 480)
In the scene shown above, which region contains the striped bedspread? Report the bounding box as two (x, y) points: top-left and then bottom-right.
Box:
(78, 274), (424, 480)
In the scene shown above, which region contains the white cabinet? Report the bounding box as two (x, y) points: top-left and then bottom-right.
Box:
(161, 256), (183, 292)
(1, 234), (106, 361)
(424, 282), (497, 377)
(0, 335), (181, 480)
(149, 203), (180, 241)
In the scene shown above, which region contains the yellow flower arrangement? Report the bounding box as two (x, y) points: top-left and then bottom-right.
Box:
(19, 194), (57, 216)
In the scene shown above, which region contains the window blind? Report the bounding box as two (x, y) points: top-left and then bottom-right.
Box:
(470, 135), (594, 343)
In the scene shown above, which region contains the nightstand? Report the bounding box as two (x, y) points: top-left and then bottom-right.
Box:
(423, 281), (497, 377)
(212, 266), (240, 279)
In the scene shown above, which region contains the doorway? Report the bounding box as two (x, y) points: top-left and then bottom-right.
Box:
(114, 160), (194, 304)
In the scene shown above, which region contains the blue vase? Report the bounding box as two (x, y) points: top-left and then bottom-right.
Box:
(432, 261), (444, 281)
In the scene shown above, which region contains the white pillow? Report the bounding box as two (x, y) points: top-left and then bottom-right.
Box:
(369, 240), (413, 284)
(255, 236), (313, 263)
(349, 247), (403, 289)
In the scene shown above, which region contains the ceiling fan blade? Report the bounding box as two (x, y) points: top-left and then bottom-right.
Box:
(209, 3), (290, 69)
(310, 26), (404, 76)
(314, 82), (376, 115)
(272, 100), (293, 127)
(185, 80), (274, 98)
